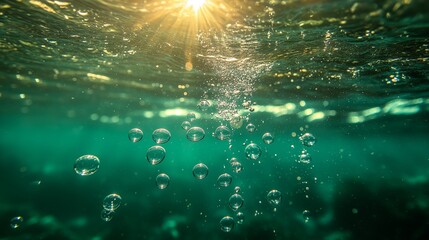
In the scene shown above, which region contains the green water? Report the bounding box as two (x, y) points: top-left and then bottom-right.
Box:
(1, 0), (429, 239)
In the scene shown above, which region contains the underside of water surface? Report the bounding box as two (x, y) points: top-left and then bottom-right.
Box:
(1, 0), (429, 239)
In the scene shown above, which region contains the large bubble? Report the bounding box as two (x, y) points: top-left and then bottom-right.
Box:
(229, 193), (244, 211)
(128, 128), (143, 143)
(10, 216), (23, 229)
(156, 173), (170, 189)
(262, 132), (274, 144)
(192, 163), (209, 179)
(74, 155), (100, 176)
(217, 173), (232, 187)
(214, 125), (231, 141)
(146, 146), (166, 165)
(186, 127), (205, 142)
(266, 190), (282, 206)
(244, 143), (261, 160)
(152, 128), (171, 144)
(102, 193), (122, 211)
(300, 133), (316, 147)
(219, 216), (234, 232)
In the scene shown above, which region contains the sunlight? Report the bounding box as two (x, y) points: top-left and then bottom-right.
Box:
(186, 0), (206, 13)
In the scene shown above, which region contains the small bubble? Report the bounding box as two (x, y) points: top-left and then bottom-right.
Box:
(246, 123), (256, 133)
(231, 161), (242, 173)
(352, 208), (358, 214)
(187, 112), (196, 122)
(152, 128), (171, 144)
(103, 193), (122, 211)
(181, 121), (191, 130)
(128, 128), (143, 142)
(300, 133), (316, 147)
(192, 163), (209, 179)
(236, 212), (245, 224)
(10, 216), (23, 229)
(74, 155), (100, 176)
(186, 127), (205, 142)
(156, 173), (170, 189)
(262, 132), (274, 144)
(219, 216), (234, 232)
(214, 125), (231, 141)
(229, 193), (244, 211)
(101, 209), (114, 222)
(197, 100), (211, 111)
(267, 189), (282, 206)
(217, 173), (232, 187)
(303, 210), (311, 223)
(245, 143), (261, 160)
(146, 146), (166, 165)
(299, 150), (311, 164)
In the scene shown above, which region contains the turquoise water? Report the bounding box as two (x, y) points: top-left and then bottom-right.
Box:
(1, 0), (429, 239)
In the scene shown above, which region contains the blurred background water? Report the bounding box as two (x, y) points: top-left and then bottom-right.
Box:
(1, 0), (429, 239)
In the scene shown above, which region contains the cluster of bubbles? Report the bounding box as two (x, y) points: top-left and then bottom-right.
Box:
(128, 127), (172, 145)
(71, 96), (318, 230)
(101, 193), (122, 222)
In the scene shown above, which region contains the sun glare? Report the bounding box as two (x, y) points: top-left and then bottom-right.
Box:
(186, 0), (206, 13)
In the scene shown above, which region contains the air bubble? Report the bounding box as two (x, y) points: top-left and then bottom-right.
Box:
(262, 132), (274, 144)
(146, 146), (166, 165)
(152, 128), (171, 144)
(299, 150), (311, 164)
(156, 173), (170, 189)
(245, 143), (261, 160)
(214, 125), (231, 141)
(217, 173), (232, 187)
(101, 209), (114, 222)
(103, 193), (122, 211)
(229, 193), (244, 211)
(186, 127), (205, 142)
(246, 123), (256, 133)
(231, 161), (242, 173)
(74, 155), (100, 176)
(197, 100), (211, 111)
(234, 186), (241, 193)
(300, 133), (316, 147)
(187, 112), (196, 122)
(236, 212), (244, 224)
(219, 216), (234, 232)
(10, 216), (23, 229)
(128, 128), (143, 142)
(267, 190), (282, 206)
(181, 121), (191, 130)
(192, 163), (208, 179)
(303, 210), (311, 223)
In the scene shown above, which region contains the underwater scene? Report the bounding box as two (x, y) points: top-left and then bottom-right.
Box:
(1, 0), (429, 239)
